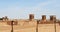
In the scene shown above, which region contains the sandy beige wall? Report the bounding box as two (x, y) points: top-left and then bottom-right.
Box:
(0, 21), (60, 32)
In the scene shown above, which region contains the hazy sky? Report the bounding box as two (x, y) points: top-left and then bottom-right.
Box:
(0, 0), (60, 19)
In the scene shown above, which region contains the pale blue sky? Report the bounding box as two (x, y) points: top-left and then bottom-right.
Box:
(0, 0), (60, 19)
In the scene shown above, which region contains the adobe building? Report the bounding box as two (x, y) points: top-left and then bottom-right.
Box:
(29, 14), (34, 21)
(0, 14), (60, 32)
(50, 15), (56, 21)
(38, 15), (47, 24)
